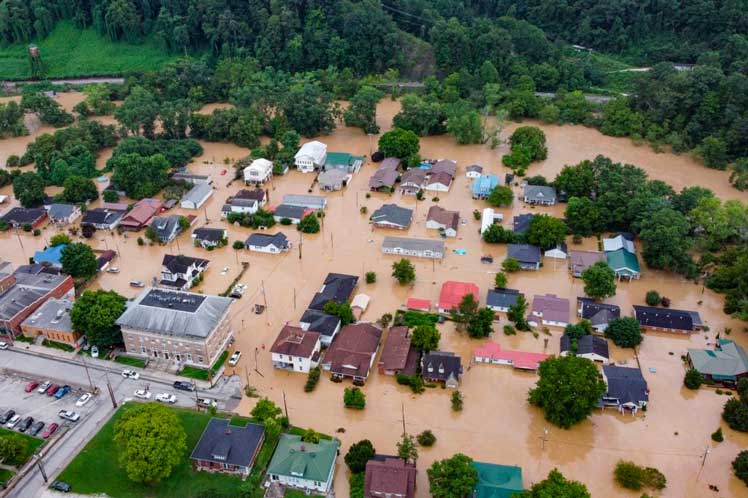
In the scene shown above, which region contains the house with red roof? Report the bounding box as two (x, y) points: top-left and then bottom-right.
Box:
(378, 326), (418, 376)
(406, 298), (431, 312)
(438, 281), (479, 313)
(118, 198), (163, 231)
(321, 323), (383, 383)
(474, 342), (550, 371)
(365, 456), (416, 498)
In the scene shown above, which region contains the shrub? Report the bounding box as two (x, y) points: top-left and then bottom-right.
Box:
(417, 430), (436, 447)
(280, 217), (292, 225)
(614, 460), (667, 491)
(345, 439), (376, 474)
(723, 397), (748, 432)
(365, 271), (376, 284)
(473, 209), (481, 220)
(503, 325), (516, 335)
(451, 390), (463, 411)
(711, 427), (724, 442)
(232, 240), (244, 250)
(32, 229), (41, 236)
(684, 368), (703, 390)
(304, 367), (321, 392)
(734, 450), (748, 486)
(22, 223), (32, 232)
(137, 237), (144, 246)
(645, 290), (660, 306)
(344, 387), (366, 409)
(660, 296), (671, 307)
(396, 374), (425, 394)
(502, 258), (521, 272)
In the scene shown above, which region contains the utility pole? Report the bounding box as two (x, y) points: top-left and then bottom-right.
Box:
(261, 280), (268, 309)
(35, 454), (48, 483)
(244, 365), (251, 389)
(697, 446), (711, 481)
(293, 288), (297, 310)
(106, 378), (117, 409)
(282, 390), (289, 422)
(401, 401), (406, 434)
(298, 232), (303, 260)
(80, 354), (95, 393)
(539, 427), (549, 450)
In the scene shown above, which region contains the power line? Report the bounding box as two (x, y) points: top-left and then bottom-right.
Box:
(380, 2), (434, 23)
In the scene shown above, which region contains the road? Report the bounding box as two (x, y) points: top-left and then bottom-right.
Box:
(0, 349), (242, 498)
(1, 77), (125, 87)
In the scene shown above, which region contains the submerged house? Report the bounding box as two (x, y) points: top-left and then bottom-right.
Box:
(266, 434), (339, 493)
(601, 365), (649, 414)
(687, 340), (748, 387)
(295, 141), (327, 173)
(422, 351), (462, 388)
(270, 325), (321, 373)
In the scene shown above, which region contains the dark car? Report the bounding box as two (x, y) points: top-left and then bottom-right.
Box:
(172, 381), (193, 392)
(0, 409), (15, 425)
(50, 481), (71, 492)
(46, 385), (60, 396)
(18, 416), (33, 432)
(54, 385), (71, 399)
(29, 420), (44, 436)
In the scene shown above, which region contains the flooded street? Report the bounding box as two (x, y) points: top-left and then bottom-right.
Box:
(2, 97), (748, 497)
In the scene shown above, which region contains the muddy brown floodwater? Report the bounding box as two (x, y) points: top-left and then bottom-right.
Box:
(2, 96), (748, 498)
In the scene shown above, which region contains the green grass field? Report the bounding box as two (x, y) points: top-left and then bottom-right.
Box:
(0, 21), (182, 80)
(0, 427), (44, 467)
(113, 355), (147, 368)
(57, 403), (244, 498)
(0, 468), (16, 486)
(180, 350), (229, 381)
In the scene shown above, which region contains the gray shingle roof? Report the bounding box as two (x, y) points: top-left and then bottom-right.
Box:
(603, 365), (649, 405)
(21, 298), (73, 333)
(47, 204), (77, 221)
(507, 244), (541, 263)
(190, 418), (265, 468)
(273, 204), (308, 220)
(486, 288), (521, 309)
(182, 182), (212, 205)
(523, 185), (557, 202)
(381, 237), (444, 254)
(246, 232), (288, 249)
(371, 204), (413, 228)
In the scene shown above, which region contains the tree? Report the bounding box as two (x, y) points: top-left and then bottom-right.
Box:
(698, 136), (728, 170)
(565, 197), (603, 236)
(502, 258), (521, 273)
(451, 390), (463, 411)
(525, 214), (567, 250)
(684, 368), (703, 390)
(70, 290), (126, 347)
(115, 86), (159, 137)
(345, 440), (375, 474)
(323, 301), (355, 326)
(503, 126), (547, 171)
(723, 398), (748, 432)
(411, 325), (440, 353)
(417, 430), (436, 446)
(487, 186), (513, 207)
(0, 433), (25, 463)
(451, 293), (478, 330)
(344, 86), (384, 134)
(507, 294), (529, 330)
(605, 317), (643, 348)
(467, 308), (495, 338)
(344, 387), (366, 409)
(297, 213), (321, 234)
(739, 378), (748, 402)
(734, 451), (748, 486)
(427, 453), (478, 498)
(378, 128), (420, 159)
(251, 398), (283, 424)
(391, 258), (416, 285)
(614, 461), (667, 492)
(110, 153), (170, 199)
(645, 290), (661, 306)
(61, 243), (97, 278)
(639, 207), (693, 274)
(517, 469), (590, 498)
(113, 403), (186, 484)
(365, 271), (376, 284)
(49, 233), (71, 246)
(554, 161), (595, 198)
(301, 428), (320, 444)
(494, 272), (508, 289)
(447, 109), (482, 144)
(13, 171), (46, 208)
(711, 427), (724, 442)
(61, 175), (98, 203)
(581, 262), (616, 299)
(397, 433), (418, 464)
(393, 94), (446, 136)
(232, 240), (244, 250)
(529, 355), (607, 428)
(483, 225), (516, 244)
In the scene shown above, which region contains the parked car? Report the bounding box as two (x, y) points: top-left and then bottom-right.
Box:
(155, 393), (177, 404)
(42, 423), (59, 439)
(173, 381), (193, 392)
(50, 481), (71, 492)
(29, 420), (45, 436)
(197, 398), (217, 408)
(134, 389), (151, 399)
(54, 385), (71, 399)
(91, 345), (99, 358)
(37, 381), (51, 394)
(129, 280), (144, 288)
(121, 369), (140, 380)
(24, 381), (39, 393)
(46, 385), (60, 396)
(18, 416), (34, 432)
(228, 351), (242, 366)
(58, 410), (80, 422)
(0, 341), (8, 350)
(106, 267), (120, 273)
(0, 410), (15, 425)
(75, 393), (92, 407)
(5, 414), (21, 429)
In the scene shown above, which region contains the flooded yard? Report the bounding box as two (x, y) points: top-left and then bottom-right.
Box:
(1, 97), (748, 497)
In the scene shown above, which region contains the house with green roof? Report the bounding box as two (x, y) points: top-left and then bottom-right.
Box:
(472, 461), (523, 498)
(605, 248), (641, 280)
(687, 340), (748, 387)
(324, 152), (365, 173)
(266, 434), (340, 493)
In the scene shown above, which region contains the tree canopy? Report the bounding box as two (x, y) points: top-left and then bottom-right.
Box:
(604, 317), (643, 348)
(379, 128), (420, 159)
(517, 469), (590, 498)
(70, 290), (127, 347)
(581, 262), (617, 300)
(61, 243), (98, 279)
(427, 453), (478, 498)
(344, 439), (375, 474)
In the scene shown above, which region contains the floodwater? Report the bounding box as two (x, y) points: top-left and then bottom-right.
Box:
(1, 97), (748, 498)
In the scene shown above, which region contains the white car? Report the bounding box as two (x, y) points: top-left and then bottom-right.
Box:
(0, 341), (8, 350)
(121, 370), (140, 380)
(197, 398), (217, 408)
(228, 351), (242, 366)
(155, 393), (177, 404)
(5, 414), (20, 428)
(134, 389), (152, 399)
(37, 381), (51, 394)
(58, 410), (80, 422)
(75, 393), (92, 407)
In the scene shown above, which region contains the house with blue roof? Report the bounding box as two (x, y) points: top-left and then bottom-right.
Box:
(33, 244), (66, 268)
(472, 175), (500, 200)
(472, 461), (523, 498)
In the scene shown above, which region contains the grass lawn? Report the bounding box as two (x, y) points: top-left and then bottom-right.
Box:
(0, 468), (15, 486)
(0, 21), (184, 80)
(57, 403), (244, 498)
(42, 339), (75, 352)
(113, 355), (147, 368)
(287, 426), (333, 440)
(0, 428), (44, 467)
(179, 350), (229, 381)
(285, 490), (323, 498)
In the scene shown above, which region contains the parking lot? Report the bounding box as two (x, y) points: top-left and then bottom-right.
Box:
(0, 372), (99, 440)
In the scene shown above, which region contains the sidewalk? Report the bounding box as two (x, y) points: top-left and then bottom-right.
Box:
(8, 342), (213, 390)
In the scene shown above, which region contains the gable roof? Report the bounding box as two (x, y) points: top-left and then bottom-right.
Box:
(282, 194), (326, 210)
(371, 204), (413, 228)
(379, 326), (413, 372)
(486, 288), (521, 309)
(267, 434), (339, 482)
(512, 214), (534, 234)
(603, 234), (636, 253)
(381, 236), (445, 255)
(472, 175), (499, 195)
(531, 294), (569, 323)
(295, 141), (327, 163)
(577, 297), (620, 326)
(422, 351), (462, 381)
(82, 208), (124, 226)
(234, 189), (266, 202)
(688, 340), (748, 378)
(309, 273), (358, 310)
(606, 248), (640, 274)
(425, 171), (453, 187)
(365, 456), (416, 498)
(120, 198), (162, 226)
(192, 227), (226, 242)
(272, 204), (311, 220)
(633, 305), (695, 331)
(380, 158), (401, 171)
(560, 334), (609, 358)
(1, 207), (46, 225)
(182, 182), (213, 204)
(318, 168), (349, 186)
(431, 159), (457, 176)
(369, 167), (399, 189)
(569, 250), (606, 274)
(426, 206), (459, 231)
(466, 164), (483, 173)
(603, 365), (649, 405)
(150, 215), (182, 241)
(299, 309), (341, 338)
(400, 168), (427, 186)
(406, 297), (430, 311)
(162, 254), (209, 275)
(47, 203), (78, 221)
(439, 281), (479, 311)
(507, 244), (541, 264)
(33, 244), (66, 266)
(474, 342), (550, 370)
(271, 325), (320, 358)
(523, 185), (557, 202)
(246, 232), (289, 249)
(324, 323), (382, 378)
(190, 418), (265, 468)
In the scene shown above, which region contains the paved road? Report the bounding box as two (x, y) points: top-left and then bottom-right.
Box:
(0, 349), (241, 498)
(1, 77), (125, 87)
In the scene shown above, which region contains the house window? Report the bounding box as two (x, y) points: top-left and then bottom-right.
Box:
(187, 353), (193, 362)
(197, 356), (204, 364)
(141, 346), (146, 354)
(176, 354), (181, 362)
(153, 351), (159, 358)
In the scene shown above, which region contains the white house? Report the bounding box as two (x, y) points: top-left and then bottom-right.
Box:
(426, 205), (459, 237)
(270, 325), (321, 373)
(528, 294), (570, 328)
(480, 208), (504, 235)
(245, 233), (290, 254)
(160, 255), (209, 290)
(544, 242), (568, 260)
(560, 334), (610, 364)
(422, 171), (453, 192)
(244, 158), (273, 185)
(222, 198), (258, 218)
(294, 141), (327, 173)
(266, 435), (339, 494)
(47, 203), (82, 225)
(465, 164), (483, 178)
(180, 183), (213, 210)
